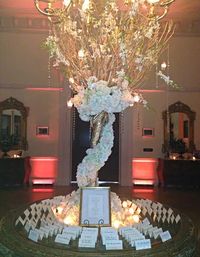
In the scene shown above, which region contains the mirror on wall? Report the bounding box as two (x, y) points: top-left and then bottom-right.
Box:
(0, 97), (29, 152)
(162, 101), (196, 154)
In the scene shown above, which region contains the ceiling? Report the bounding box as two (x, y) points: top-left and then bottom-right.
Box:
(0, 0), (200, 22)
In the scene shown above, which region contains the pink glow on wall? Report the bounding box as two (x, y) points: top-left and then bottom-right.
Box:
(30, 157), (58, 184)
(32, 188), (54, 193)
(26, 87), (63, 91)
(132, 158), (158, 185)
(132, 188), (154, 193)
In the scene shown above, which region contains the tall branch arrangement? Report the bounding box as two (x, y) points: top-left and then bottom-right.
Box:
(43, 0), (175, 187)
(45, 0), (174, 93)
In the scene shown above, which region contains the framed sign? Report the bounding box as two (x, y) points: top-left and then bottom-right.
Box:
(80, 187), (111, 227)
(36, 126), (49, 136)
(142, 128), (154, 137)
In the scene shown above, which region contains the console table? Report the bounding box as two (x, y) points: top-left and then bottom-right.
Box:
(0, 157), (30, 186)
(158, 158), (200, 187)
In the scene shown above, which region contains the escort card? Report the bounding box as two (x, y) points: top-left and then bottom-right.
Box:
(147, 226), (158, 238)
(153, 213), (157, 222)
(157, 202), (163, 209)
(34, 228), (44, 240)
(62, 231), (77, 240)
(24, 209), (30, 217)
(142, 218), (150, 226)
(105, 240), (123, 250)
(78, 238), (96, 248)
(135, 239), (151, 250)
(119, 226), (132, 235)
(152, 202), (158, 210)
(63, 226), (82, 236)
(30, 203), (37, 210)
(101, 227), (116, 233)
(160, 231), (172, 242)
(168, 208), (173, 217)
(162, 208), (167, 216)
(175, 214), (181, 223)
(148, 208), (153, 216)
(55, 234), (70, 245)
(102, 234), (119, 245)
(162, 215), (166, 223)
(15, 216), (26, 226)
(39, 227), (50, 238)
(129, 235), (145, 246)
(131, 202), (138, 212)
(153, 228), (163, 239)
(171, 215), (175, 224)
(157, 215), (161, 223)
(28, 229), (39, 242)
(142, 207), (147, 216)
(167, 215), (171, 224)
(24, 222), (31, 233)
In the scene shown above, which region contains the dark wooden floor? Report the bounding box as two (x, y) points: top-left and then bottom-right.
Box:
(0, 184), (200, 237)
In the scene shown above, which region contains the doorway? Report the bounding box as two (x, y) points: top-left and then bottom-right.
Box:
(71, 109), (120, 183)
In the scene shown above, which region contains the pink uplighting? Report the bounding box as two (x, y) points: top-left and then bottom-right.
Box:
(32, 179), (55, 185)
(132, 158), (158, 186)
(30, 157), (58, 185)
(133, 179), (154, 185)
(132, 188), (154, 193)
(26, 87), (63, 91)
(32, 188), (54, 193)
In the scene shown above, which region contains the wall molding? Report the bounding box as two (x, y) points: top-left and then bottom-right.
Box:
(0, 16), (49, 33)
(0, 15), (200, 36)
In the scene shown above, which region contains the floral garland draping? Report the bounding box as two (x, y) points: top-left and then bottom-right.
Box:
(70, 76), (147, 187)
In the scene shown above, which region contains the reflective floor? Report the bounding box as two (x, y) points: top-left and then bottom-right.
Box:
(0, 185), (200, 240)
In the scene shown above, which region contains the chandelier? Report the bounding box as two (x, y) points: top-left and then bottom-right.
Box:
(34, 0), (175, 94)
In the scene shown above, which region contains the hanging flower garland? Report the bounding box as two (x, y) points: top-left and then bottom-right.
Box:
(70, 76), (147, 187)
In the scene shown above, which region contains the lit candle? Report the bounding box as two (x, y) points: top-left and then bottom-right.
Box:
(82, 0), (90, 12)
(113, 220), (120, 229)
(63, 0), (71, 7)
(67, 99), (73, 108)
(78, 49), (85, 58)
(64, 216), (74, 225)
(122, 201), (128, 208)
(132, 214), (140, 223)
(161, 62), (167, 70)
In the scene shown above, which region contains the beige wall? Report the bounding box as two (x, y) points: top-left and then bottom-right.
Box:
(0, 24), (200, 185)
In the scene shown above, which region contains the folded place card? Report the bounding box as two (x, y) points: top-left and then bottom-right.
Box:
(171, 215), (175, 224)
(102, 234), (119, 245)
(147, 226), (158, 238)
(129, 235), (145, 246)
(15, 216), (26, 226)
(142, 218), (150, 226)
(62, 231), (77, 240)
(142, 208), (147, 216)
(24, 222), (31, 233)
(153, 228), (163, 239)
(28, 229), (39, 243)
(152, 203), (158, 210)
(162, 208), (167, 216)
(105, 240), (123, 250)
(160, 231), (172, 242)
(78, 238), (96, 248)
(55, 234), (70, 245)
(168, 208), (173, 217)
(175, 214), (181, 223)
(135, 239), (151, 250)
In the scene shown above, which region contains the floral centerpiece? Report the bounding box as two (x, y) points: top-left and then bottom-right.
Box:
(37, 0), (175, 226)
